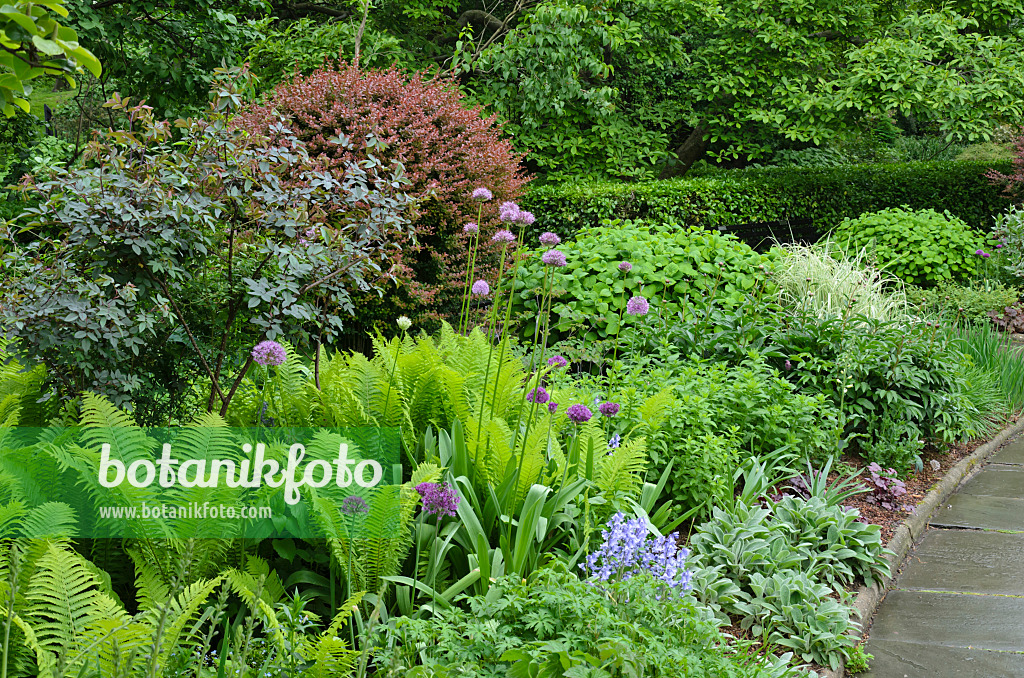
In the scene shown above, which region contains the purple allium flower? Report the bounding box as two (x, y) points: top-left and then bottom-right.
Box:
(607, 433), (621, 449)
(580, 512), (692, 597)
(566, 404), (593, 423)
(252, 340), (287, 367)
(471, 279), (490, 296)
(492, 229), (516, 244)
(541, 249), (567, 267)
(527, 386), (550, 404)
(548, 402), (558, 414)
(618, 261), (632, 273)
(415, 481), (460, 518)
(976, 249), (985, 256)
(625, 296), (650, 316)
(341, 496), (369, 516)
(983, 251), (991, 258)
(598, 402), (620, 417)
(997, 243), (1004, 249)
(498, 201), (521, 222)
(472, 187), (492, 202)
(539, 232), (561, 247)
(518, 211), (536, 225)
(547, 355), (568, 368)
(463, 222), (479, 234)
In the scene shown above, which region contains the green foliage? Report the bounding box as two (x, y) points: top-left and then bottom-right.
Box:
(943, 322), (1024, 412)
(520, 161), (1012, 239)
(0, 0), (101, 117)
(845, 644), (873, 674)
(956, 141), (1014, 163)
(831, 207), (985, 287)
(908, 281), (1020, 322)
(376, 567), (799, 677)
(992, 205), (1024, 281)
(859, 408), (927, 472)
(0, 110), (40, 184)
(511, 219), (775, 343)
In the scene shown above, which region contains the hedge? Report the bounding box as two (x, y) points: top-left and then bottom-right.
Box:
(520, 160), (1014, 242)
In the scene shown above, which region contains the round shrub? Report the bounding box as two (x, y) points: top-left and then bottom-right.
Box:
(510, 219), (776, 342)
(831, 206), (985, 287)
(233, 63), (530, 332)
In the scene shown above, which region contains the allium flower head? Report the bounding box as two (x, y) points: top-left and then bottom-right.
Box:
(492, 229), (516, 244)
(983, 251), (991, 258)
(471, 279), (490, 296)
(618, 261), (632, 273)
(463, 222), (479, 234)
(547, 355), (568, 368)
(341, 496), (369, 516)
(396, 316), (412, 331)
(471, 187), (493, 202)
(527, 386), (550, 404)
(541, 249), (567, 267)
(625, 295), (650, 316)
(599, 402), (620, 417)
(415, 481), (460, 518)
(539, 232), (561, 247)
(548, 402), (558, 414)
(252, 340), (287, 367)
(976, 249), (985, 256)
(499, 201), (521, 222)
(518, 211), (536, 225)
(997, 243), (1004, 249)
(566, 404), (593, 423)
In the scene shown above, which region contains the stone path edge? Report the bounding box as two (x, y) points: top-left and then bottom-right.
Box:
(821, 414), (1024, 678)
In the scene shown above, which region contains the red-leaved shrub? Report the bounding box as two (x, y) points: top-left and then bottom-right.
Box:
(233, 63), (530, 335)
(988, 128), (1024, 200)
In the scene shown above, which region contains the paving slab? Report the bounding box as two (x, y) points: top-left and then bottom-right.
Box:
(955, 465), (1024, 498)
(897, 529), (1024, 595)
(930, 494), (1024, 532)
(991, 439), (1024, 466)
(863, 639), (1024, 678)
(868, 590), (1024, 651)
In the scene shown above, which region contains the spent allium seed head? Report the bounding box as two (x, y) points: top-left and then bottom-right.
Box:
(518, 211), (536, 225)
(498, 201), (520, 222)
(598, 402), (620, 417)
(547, 355), (568, 368)
(471, 279), (490, 295)
(471, 187), (493, 202)
(539, 232), (561, 247)
(252, 340), (287, 366)
(618, 261), (632, 273)
(541, 249), (567, 267)
(463, 222), (479, 234)
(492, 229), (515, 244)
(548, 402), (558, 414)
(396, 316), (412, 331)
(527, 386), (550, 404)
(566, 404), (593, 423)
(415, 481), (460, 518)
(341, 496), (369, 516)
(625, 296), (650, 316)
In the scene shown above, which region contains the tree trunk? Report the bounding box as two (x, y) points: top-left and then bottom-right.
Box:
(660, 121), (710, 179)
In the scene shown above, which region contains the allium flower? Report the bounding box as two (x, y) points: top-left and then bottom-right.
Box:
(548, 355), (568, 368)
(472, 280), (490, 296)
(472, 187), (493, 202)
(396, 316), (412, 331)
(341, 496), (369, 516)
(492, 229), (515, 244)
(548, 402), (558, 414)
(527, 386), (550, 404)
(499, 201), (521, 222)
(539, 232), (561, 247)
(415, 482), (460, 518)
(518, 211), (536, 225)
(541, 249), (567, 267)
(598, 402), (620, 417)
(607, 433), (621, 449)
(976, 249), (985, 256)
(625, 296), (650, 316)
(618, 261), (632, 273)
(997, 243), (1004, 249)
(581, 512), (692, 598)
(463, 222), (479, 234)
(983, 251), (991, 258)
(252, 341), (287, 367)
(566, 404), (593, 423)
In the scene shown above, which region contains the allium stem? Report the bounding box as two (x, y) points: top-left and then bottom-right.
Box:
(458, 203), (484, 334)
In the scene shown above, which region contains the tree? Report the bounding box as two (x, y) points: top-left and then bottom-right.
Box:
(0, 0), (100, 116)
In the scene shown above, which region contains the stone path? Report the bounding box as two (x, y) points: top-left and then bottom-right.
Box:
(863, 438), (1024, 677)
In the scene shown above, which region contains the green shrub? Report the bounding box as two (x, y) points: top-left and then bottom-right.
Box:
(907, 281), (1020, 322)
(511, 219), (776, 343)
(520, 160), (1012, 241)
(956, 142), (1014, 163)
(831, 207), (985, 287)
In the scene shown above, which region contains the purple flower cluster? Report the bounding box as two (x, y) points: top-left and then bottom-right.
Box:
(539, 232), (561, 247)
(547, 355), (567, 368)
(497, 201), (536, 225)
(626, 296), (650, 316)
(598, 402), (620, 417)
(492, 229), (516, 244)
(976, 249), (992, 258)
(607, 433), (621, 449)
(527, 386), (550, 404)
(582, 512), (692, 598)
(472, 187), (493, 202)
(548, 402), (558, 414)
(864, 463), (909, 512)
(541, 249), (567, 267)
(463, 222), (479, 234)
(618, 261), (632, 273)
(341, 495), (369, 516)
(252, 340), (287, 367)
(415, 481), (460, 518)
(566, 404), (593, 423)
(472, 279), (490, 295)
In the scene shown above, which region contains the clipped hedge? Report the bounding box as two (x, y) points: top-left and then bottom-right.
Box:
(521, 161), (1013, 240)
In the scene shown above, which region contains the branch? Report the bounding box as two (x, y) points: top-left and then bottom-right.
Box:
(291, 2), (351, 18)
